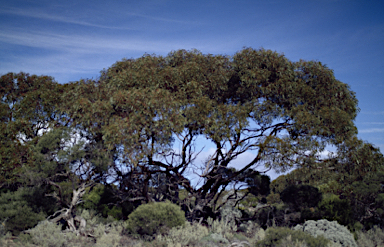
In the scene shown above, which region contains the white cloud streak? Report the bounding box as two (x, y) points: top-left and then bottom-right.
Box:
(0, 26), (234, 56)
(0, 7), (133, 30)
(0, 6), (196, 30)
(0, 29), (149, 53)
(359, 128), (384, 134)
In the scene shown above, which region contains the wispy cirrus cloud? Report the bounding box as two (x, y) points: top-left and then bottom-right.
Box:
(0, 29), (161, 53)
(0, 26), (234, 55)
(0, 6), (199, 30)
(0, 29), (225, 57)
(359, 128), (384, 134)
(0, 7), (133, 30)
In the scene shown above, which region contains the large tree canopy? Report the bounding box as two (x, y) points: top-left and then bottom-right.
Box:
(57, 48), (358, 220)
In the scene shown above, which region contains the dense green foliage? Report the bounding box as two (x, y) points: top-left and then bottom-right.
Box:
(0, 187), (51, 235)
(317, 193), (353, 226)
(269, 137), (384, 229)
(0, 72), (65, 185)
(81, 183), (134, 220)
(280, 185), (322, 211)
(125, 201), (186, 237)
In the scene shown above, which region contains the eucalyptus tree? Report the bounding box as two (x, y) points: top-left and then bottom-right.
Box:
(0, 72), (67, 187)
(0, 72), (77, 233)
(270, 136), (384, 228)
(62, 48), (358, 220)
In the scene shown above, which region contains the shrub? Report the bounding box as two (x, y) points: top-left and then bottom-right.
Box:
(81, 184), (131, 220)
(80, 208), (118, 227)
(356, 225), (384, 247)
(255, 227), (330, 247)
(266, 192), (281, 204)
(293, 219), (357, 247)
(0, 232), (14, 247)
(156, 222), (209, 246)
(77, 209), (126, 246)
(318, 194), (353, 226)
(239, 221), (265, 245)
(86, 216), (125, 247)
(206, 197), (243, 241)
(207, 206), (240, 240)
(94, 223), (123, 247)
(207, 216), (235, 241)
(239, 221), (263, 239)
(201, 232), (229, 245)
(220, 204), (242, 226)
(125, 201), (186, 237)
(0, 188), (50, 235)
(20, 217), (126, 247)
(0, 218), (6, 236)
(24, 220), (77, 247)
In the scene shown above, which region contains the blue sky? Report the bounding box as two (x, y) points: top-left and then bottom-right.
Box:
(1, 0), (383, 179)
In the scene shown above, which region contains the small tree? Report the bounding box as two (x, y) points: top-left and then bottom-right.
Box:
(280, 185), (322, 211)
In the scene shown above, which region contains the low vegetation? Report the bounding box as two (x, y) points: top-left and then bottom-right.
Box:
(1, 206), (384, 246)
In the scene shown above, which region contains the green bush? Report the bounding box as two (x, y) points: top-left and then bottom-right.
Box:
(125, 201), (186, 237)
(81, 184), (133, 220)
(293, 219), (357, 247)
(0, 188), (51, 235)
(255, 227), (330, 247)
(318, 194), (353, 226)
(280, 185), (322, 211)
